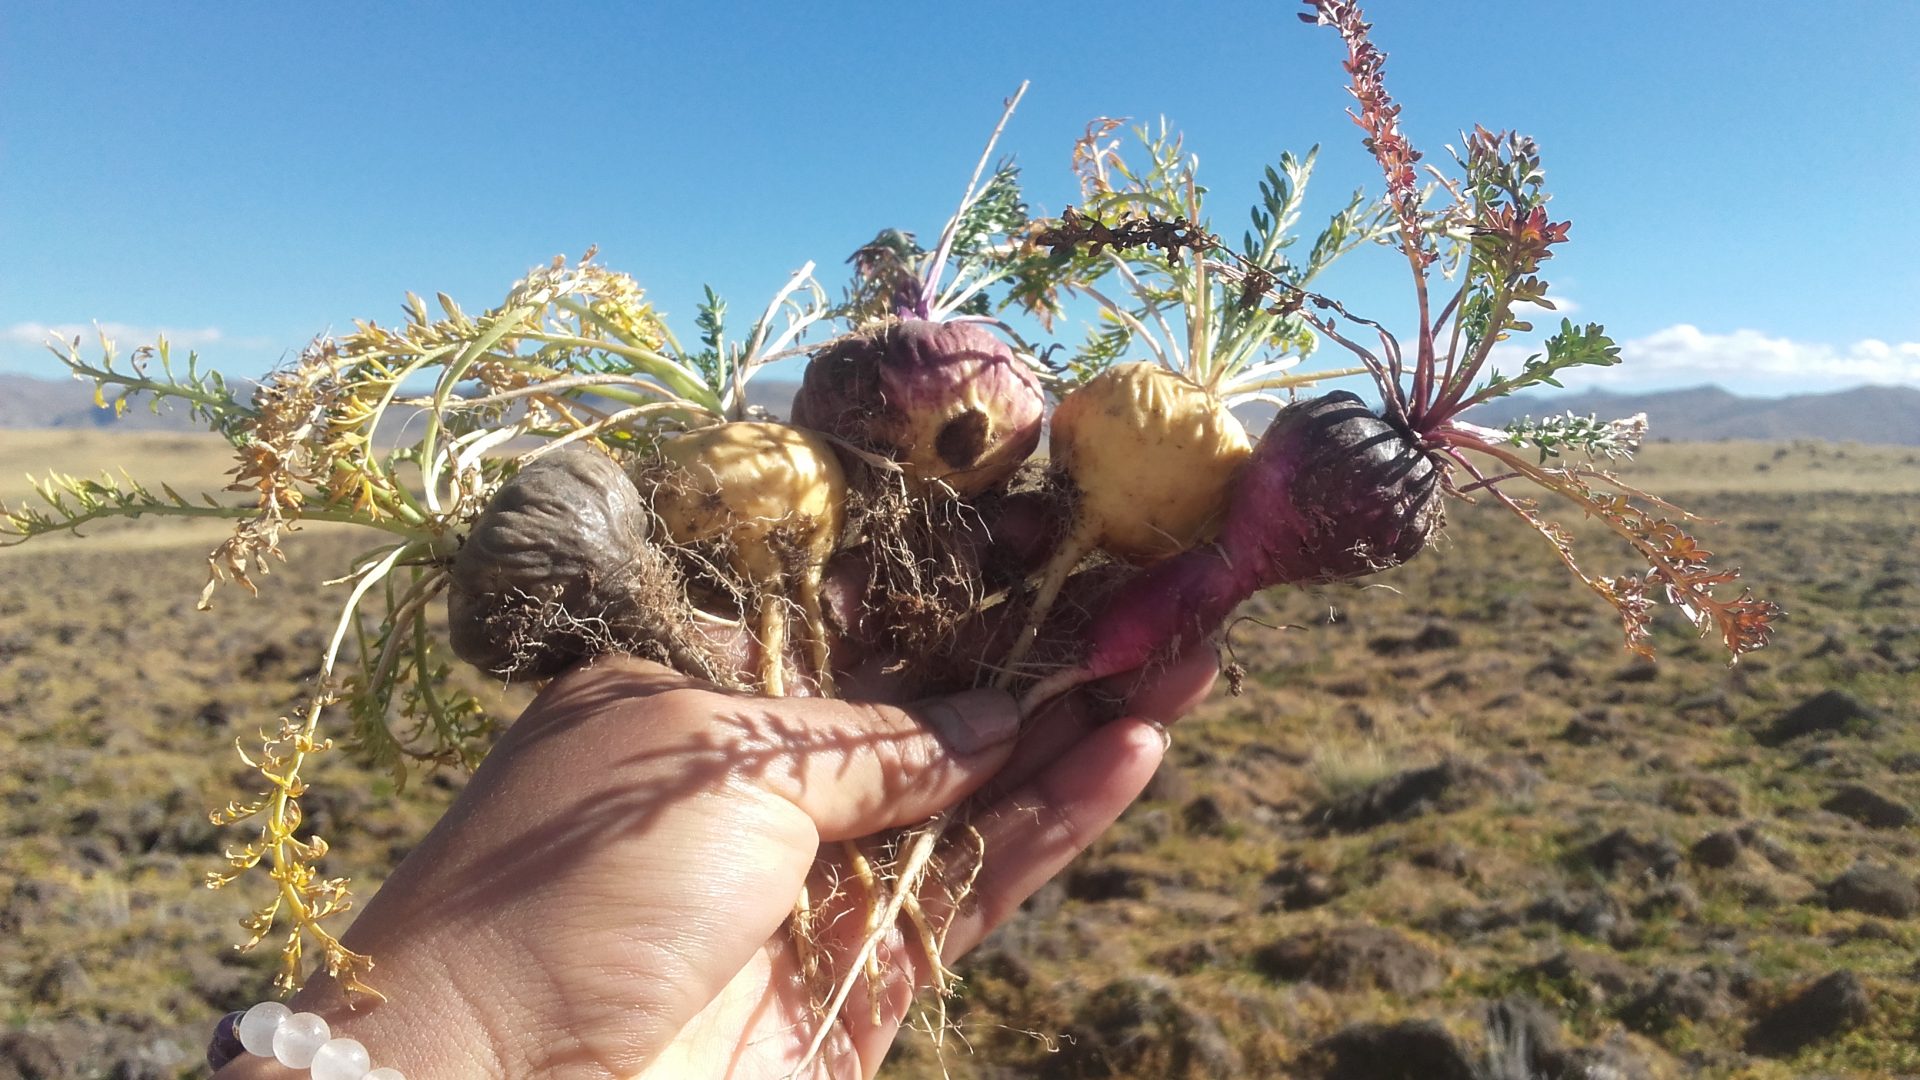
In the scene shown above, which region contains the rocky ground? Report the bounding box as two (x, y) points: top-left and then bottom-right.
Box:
(2, 436), (1917, 1078)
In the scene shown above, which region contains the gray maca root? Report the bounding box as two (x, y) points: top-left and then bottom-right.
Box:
(448, 446), (727, 684)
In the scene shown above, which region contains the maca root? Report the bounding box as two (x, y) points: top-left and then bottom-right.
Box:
(447, 447), (729, 685)
(452, 442), (1101, 1064)
(633, 423), (845, 696)
(789, 811), (990, 1072)
(450, 553), (730, 688)
(837, 464), (985, 666)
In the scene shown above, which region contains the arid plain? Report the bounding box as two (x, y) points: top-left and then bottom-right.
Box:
(3, 431), (1917, 1078)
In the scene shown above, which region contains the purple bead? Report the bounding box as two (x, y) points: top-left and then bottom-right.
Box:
(207, 1010), (247, 1070)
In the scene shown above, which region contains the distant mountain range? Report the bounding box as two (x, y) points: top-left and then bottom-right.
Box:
(0, 373), (226, 432)
(4, 372), (1916, 446)
(0, 373), (804, 434)
(1462, 384), (1920, 446)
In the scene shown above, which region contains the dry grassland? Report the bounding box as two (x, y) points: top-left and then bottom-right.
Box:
(3, 431), (1917, 1077)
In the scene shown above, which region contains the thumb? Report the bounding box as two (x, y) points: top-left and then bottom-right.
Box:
(744, 688), (1019, 841)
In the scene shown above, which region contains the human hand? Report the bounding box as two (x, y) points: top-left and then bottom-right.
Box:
(213, 648), (1216, 1079)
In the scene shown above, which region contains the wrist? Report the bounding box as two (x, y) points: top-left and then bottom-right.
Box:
(210, 947), (510, 1080)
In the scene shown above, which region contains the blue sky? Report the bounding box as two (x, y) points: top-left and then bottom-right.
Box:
(3, 2), (1916, 397)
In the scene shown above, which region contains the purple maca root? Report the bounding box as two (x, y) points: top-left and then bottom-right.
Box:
(1019, 391), (1441, 711)
(791, 318), (1044, 497)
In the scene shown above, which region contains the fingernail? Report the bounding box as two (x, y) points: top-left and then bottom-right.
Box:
(1143, 718), (1173, 752)
(917, 689), (1019, 756)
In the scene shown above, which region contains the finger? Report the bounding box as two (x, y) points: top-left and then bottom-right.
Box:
(930, 715), (1170, 960)
(981, 642), (1218, 803)
(523, 657), (1021, 842)
(1092, 640), (1221, 724)
(736, 688), (1021, 841)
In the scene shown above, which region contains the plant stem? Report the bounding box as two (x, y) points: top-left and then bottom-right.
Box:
(521, 331), (717, 411)
(920, 81), (1029, 315)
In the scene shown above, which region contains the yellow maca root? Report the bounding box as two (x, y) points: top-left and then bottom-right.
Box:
(995, 362), (1250, 687)
(645, 421), (846, 695)
(1051, 361), (1252, 561)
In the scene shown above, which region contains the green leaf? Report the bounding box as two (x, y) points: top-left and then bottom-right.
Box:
(692, 286), (728, 394)
(1477, 319), (1621, 402)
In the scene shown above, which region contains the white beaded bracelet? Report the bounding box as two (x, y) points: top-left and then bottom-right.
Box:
(209, 1001), (406, 1080)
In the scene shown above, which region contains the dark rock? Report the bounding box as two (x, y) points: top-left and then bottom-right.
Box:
(1530, 653), (1579, 680)
(1367, 621), (1461, 657)
(1828, 919), (1899, 945)
(0, 629), (31, 661)
(127, 800), (170, 852)
(1260, 860), (1339, 912)
(164, 810), (222, 856)
(1526, 891), (1637, 947)
(1043, 974), (1240, 1080)
(1584, 828), (1683, 881)
(1660, 774), (1744, 816)
(185, 952), (258, 1012)
(66, 805), (102, 835)
(1410, 841), (1474, 879)
(1179, 794), (1232, 836)
(1149, 939), (1221, 975)
(71, 836), (121, 869)
(1559, 708), (1619, 745)
(1822, 783), (1916, 829)
(1745, 970), (1872, 1056)
(963, 945), (1033, 990)
(1692, 830), (1745, 869)
(1325, 677), (1373, 698)
(1065, 863), (1150, 902)
(1738, 824), (1802, 871)
(1674, 689), (1736, 721)
(1727, 870), (1791, 910)
(1253, 924), (1445, 995)
(1632, 881), (1701, 919)
(1313, 1020), (1477, 1080)
(1808, 629), (1849, 657)
(1827, 863), (1918, 917)
(1421, 903), (1520, 939)
(0, 1030), (62, 1080)
(1793, 744), (1844, 771)
(1763, 689), (1879, 745)
(294, 783), (372, 843)
(245, 640), (288, 675)
(28, 956), (91, 1006)
(1315, 759), (1490, 832)
(192, 699), (231, 729)
(1624, 966), (1740, 1032)
(1611, 658), (1660, 683)
(1531, 950), (1642, 1008)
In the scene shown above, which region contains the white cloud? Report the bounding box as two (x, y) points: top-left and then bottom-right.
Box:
(1623, 325), (1920, 387)
(2, 321), (264, 350)
(1491, 323), (1920, 392)
(1514, 293), (1580, 318)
